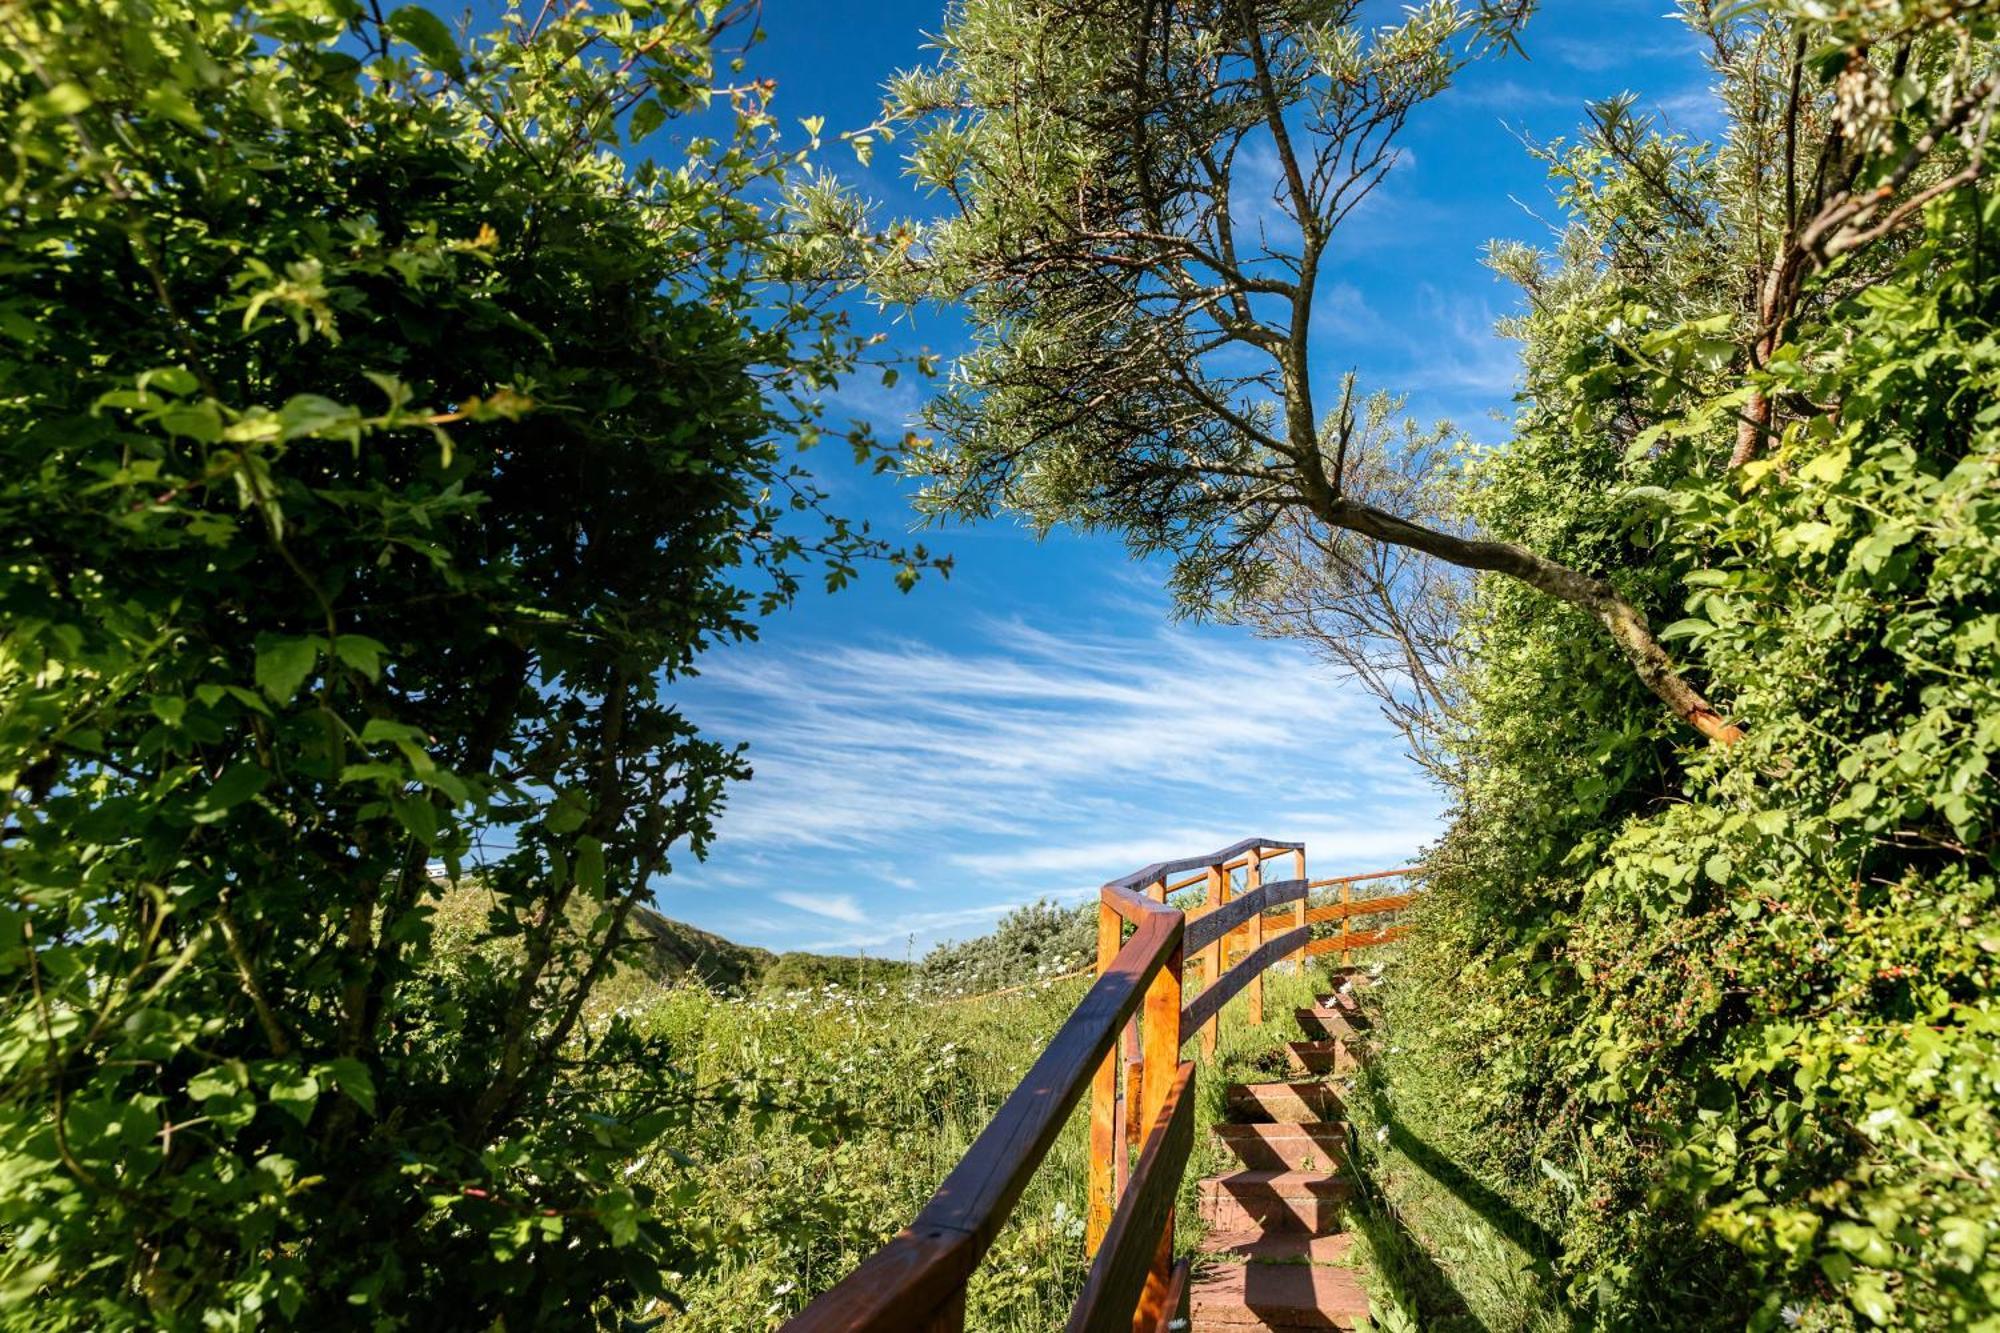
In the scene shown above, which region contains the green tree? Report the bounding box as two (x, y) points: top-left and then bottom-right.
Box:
(1369, 4), (2000, 1329)
(0, 1), (928, 1325)
(861, 0), (1768, 741)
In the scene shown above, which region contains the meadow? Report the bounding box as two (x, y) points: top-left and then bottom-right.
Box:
(597, 955), (1346, 1329)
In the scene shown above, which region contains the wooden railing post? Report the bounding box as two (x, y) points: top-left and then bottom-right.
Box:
(1199, 863), (1223, 1060)
(1244, 850), (1264, 1027)
(1339, 876), (1353, 966)
(1133, 932), (1182, 1330)
(1290, 849), (1307, 964)
(1087, 897), (1122, 1255)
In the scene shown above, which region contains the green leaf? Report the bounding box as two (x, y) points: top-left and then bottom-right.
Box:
(574, 835), (605, 894)
(267, 1069), (322, 1127)
(392, 795), (438, 844)
(318, 1059), (377, 1116)
(279, 393), (360, 441)
(191, 764), (273, 824)
(1798, 446), (1851, 485)
(31, 81), (92, 116)
(628, 98), (667, 141)
(387, 6), (463, 76)
(332, 634), (388, 680)
(255, 635), (321, 701)
(543, 790), (589, 835)
(187, 1066), (241, 1101)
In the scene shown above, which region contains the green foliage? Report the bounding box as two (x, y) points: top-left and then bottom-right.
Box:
(0, 1), (929, 1325)
(915, 897), (1095, 995)
(1380, 9), (2000, 1328)
(629, 972), (1096, 1331)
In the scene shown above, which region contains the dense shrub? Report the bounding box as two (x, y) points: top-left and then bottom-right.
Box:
(0, 2), (922, 1326)
(917, 897), (1095, 996)
(1381, 39), (2000, 1333)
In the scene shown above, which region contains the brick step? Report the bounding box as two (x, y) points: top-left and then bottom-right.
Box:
(1196, 1170), (1350, 1234)
(1188, 1259), (1371, 1329)
(1284, 1040), (1356, 1076)
(1213, 1122), (1347, 1172)
(1226, 1081), (1344, 1124)
(1199, 1231), (1356, 1265)
(1294, 1006), (1368, 1041)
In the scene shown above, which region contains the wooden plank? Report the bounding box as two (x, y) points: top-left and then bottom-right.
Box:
(1150, 1259), (1192, 1333)
(1065, 1063), (1195, 1333)
(914, 912), (1180, 1247)
(920, 1285), (966, 1332)
(1136, 951), (1183, 1328)
(1306, 925), (1411, 956)
(1177, 926), (1308, 1046)
(1290, 850), (1307, 958)
(1087, 901), (1121, 1254)
(780, 1224), (974, 1332)
(1338, 877), (1352, 965)
(1103, 837), (1304, 895)
(1244, 852), (1265, 1027)
(1102, 883), (1174, 926)
(1198, 864), (1223, 1061)
(1185, 878), (1307, 953)
(794, 913), (1181, 1330)
(1306, 866), (1423, 889)
(1303, 892), (1416, 925)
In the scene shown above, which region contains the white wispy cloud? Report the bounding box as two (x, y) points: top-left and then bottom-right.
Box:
(661, 596), (1445, 954)
(772, 890), (869, 924)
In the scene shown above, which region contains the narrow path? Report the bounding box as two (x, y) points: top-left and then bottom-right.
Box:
(1189, 972), (1374, 1331)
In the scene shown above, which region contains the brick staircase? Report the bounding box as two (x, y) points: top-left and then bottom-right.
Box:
(1189, 976), (1374, 1330)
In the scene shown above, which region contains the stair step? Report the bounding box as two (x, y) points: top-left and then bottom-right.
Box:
(1197, 1170), (1350, 1234)
(1284, 1040), (1354, 1076)
(1200, 1231), (1356, 1264)
(1213, 1122), (1347, 1172)
(1188, 1259), (1371, 1329)
(1226, 1081), (1344, 1124)
(1295, 1006), (1368, 1040)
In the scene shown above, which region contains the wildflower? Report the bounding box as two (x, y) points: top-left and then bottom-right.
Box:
(1779, 1304), (1805, 1328)
(1375, 1126), (1390, 1146)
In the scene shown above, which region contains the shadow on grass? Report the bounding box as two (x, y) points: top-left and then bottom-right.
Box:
(1346, 1071), (1586, 1333)
(1345, 1180), (1492, 1333)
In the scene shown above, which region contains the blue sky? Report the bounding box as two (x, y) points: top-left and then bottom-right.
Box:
(652, 1), (1719, 957)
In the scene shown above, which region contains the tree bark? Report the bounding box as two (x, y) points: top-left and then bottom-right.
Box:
(1317, 496), (1745, 744)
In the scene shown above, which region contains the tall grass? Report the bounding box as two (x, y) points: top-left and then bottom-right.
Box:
(1336, 963), (1577, 1333)
(598, 952), (1343, 1328)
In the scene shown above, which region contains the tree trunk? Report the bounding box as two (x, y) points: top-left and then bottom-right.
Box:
(1318, 496), (1744, 744)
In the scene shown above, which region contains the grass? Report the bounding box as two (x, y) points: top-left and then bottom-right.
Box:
(1334, 963), (1579, 1333)
(587, 943), (1354, 1329)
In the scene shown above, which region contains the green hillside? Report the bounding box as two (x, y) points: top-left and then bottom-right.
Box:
(624, 906), (911, 992)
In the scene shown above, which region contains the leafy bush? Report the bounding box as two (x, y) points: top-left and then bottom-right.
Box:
(916, 897), (1095, 996)
(0, 2), (922, 1326)
(1378, 16), (2000, 1330)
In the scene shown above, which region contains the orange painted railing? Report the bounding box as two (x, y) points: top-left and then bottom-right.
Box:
(783, 840), (1423, 1333)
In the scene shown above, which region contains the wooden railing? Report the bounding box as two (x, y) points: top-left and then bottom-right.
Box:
(1303, 865), (1424, 961)
(784, 839), (1422, 1333)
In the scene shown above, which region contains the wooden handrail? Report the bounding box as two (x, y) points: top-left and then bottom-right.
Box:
(1179, 925), (1310, 1044)
(786, 909), (1181, 1331)
(1102, 836), (1304, 894)
(784, 840), (1420, 1333)
(1184, 877), (1308, 954)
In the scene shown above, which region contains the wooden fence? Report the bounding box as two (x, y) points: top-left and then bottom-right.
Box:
(783, 839), (1423, 1333)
